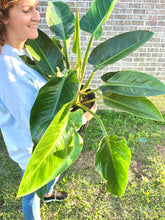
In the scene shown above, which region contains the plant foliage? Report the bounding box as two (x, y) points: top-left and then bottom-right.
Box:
(17, 0), (165, 199)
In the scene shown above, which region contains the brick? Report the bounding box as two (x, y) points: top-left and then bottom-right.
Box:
(133, 9), (145, 14)
(132, 21), (144, 25)
(155, 4), (165, 9)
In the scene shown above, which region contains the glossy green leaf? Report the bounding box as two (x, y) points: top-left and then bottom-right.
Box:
(36, 108), (84, 199)
(52, 36), (71, 63)
(72, 7), (82, 76)
(26, 29), (64, 78)
(30, 70), (79, 145)
(80, 0), (118, 40)
(72, 8), (82, 78)
(19, 55), (47, 78)
(46, 1), (75, 40)
(101, 92), (164, 121)
(17, 103), (84, 197)
(88, 30), (154, 70)
(52, 37), (63, 50)
(72, 7), (80, 54)
(95, 135), (131, 196)
(101, 71), (119, 82)
(36, 184), (48, 200)
(100, 71), (165, 97)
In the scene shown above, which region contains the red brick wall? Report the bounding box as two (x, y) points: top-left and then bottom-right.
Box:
(39, 0), (165, 111)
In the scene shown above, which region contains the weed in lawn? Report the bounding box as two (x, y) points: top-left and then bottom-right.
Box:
(0, 111), (165, 219)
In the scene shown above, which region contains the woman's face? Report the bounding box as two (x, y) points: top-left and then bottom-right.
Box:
(4, 0), (40, 49)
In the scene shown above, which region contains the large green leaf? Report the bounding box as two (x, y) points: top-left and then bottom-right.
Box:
(72, 7), (81, 76)
(88, 30), (154, 70)
(100, 71), (165, 97)
(26, 29), (64, 78)
(101, 92), (164, 121)
(36, 184), (48, 200)
(101, 71), (119, 82)
(95, 135), (131, 196)
(19, 55), (47, 78)
(80, 0), (118, 40)
(52, 36), (71, 56)
(30, 70), (79, 145)
(46, 1), (75, 41)
(17, 103), (84, 198)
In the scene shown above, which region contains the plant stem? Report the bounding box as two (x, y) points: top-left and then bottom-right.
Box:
(83, 71), (95, 90)
(85, 87), (100, 95)
(63, 40), (70, 69)
(77, 103), (108, 137)
(81, 96), (101, 105)
(81, 35), (94, 82)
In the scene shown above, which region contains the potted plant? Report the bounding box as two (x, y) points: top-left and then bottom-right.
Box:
(17, 0), (165, 199)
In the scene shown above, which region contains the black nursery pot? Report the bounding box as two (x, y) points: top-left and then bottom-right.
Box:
(83, 88), (96, 111)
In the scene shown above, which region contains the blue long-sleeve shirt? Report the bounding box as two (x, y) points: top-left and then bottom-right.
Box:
(0, 44), (47, 169)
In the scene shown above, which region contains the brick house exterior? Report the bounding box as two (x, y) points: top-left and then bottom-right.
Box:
(39, 0), (165, 111)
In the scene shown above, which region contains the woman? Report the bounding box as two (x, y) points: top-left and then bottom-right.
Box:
(0, 0), (68, 219)
(0, 0), (96, 219)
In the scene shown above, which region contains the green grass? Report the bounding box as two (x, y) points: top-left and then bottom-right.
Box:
(0, 111), (165, 219)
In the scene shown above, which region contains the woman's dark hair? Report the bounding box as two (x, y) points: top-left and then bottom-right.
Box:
(0, 0), (18, 48)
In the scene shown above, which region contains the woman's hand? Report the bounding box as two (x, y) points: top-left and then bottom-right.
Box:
(84, 102), (97, 121)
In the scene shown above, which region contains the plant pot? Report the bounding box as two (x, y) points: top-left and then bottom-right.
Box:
(72, 87), (96, 132)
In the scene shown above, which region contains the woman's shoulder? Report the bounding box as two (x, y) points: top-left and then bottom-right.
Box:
(0, 45), (15, 65)
(0, 51), (13, 75)
(0, 47), (20, 90)
(0, 45), (47, 91)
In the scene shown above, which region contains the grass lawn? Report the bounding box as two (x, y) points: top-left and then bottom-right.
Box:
(0, 110), (165, 219)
